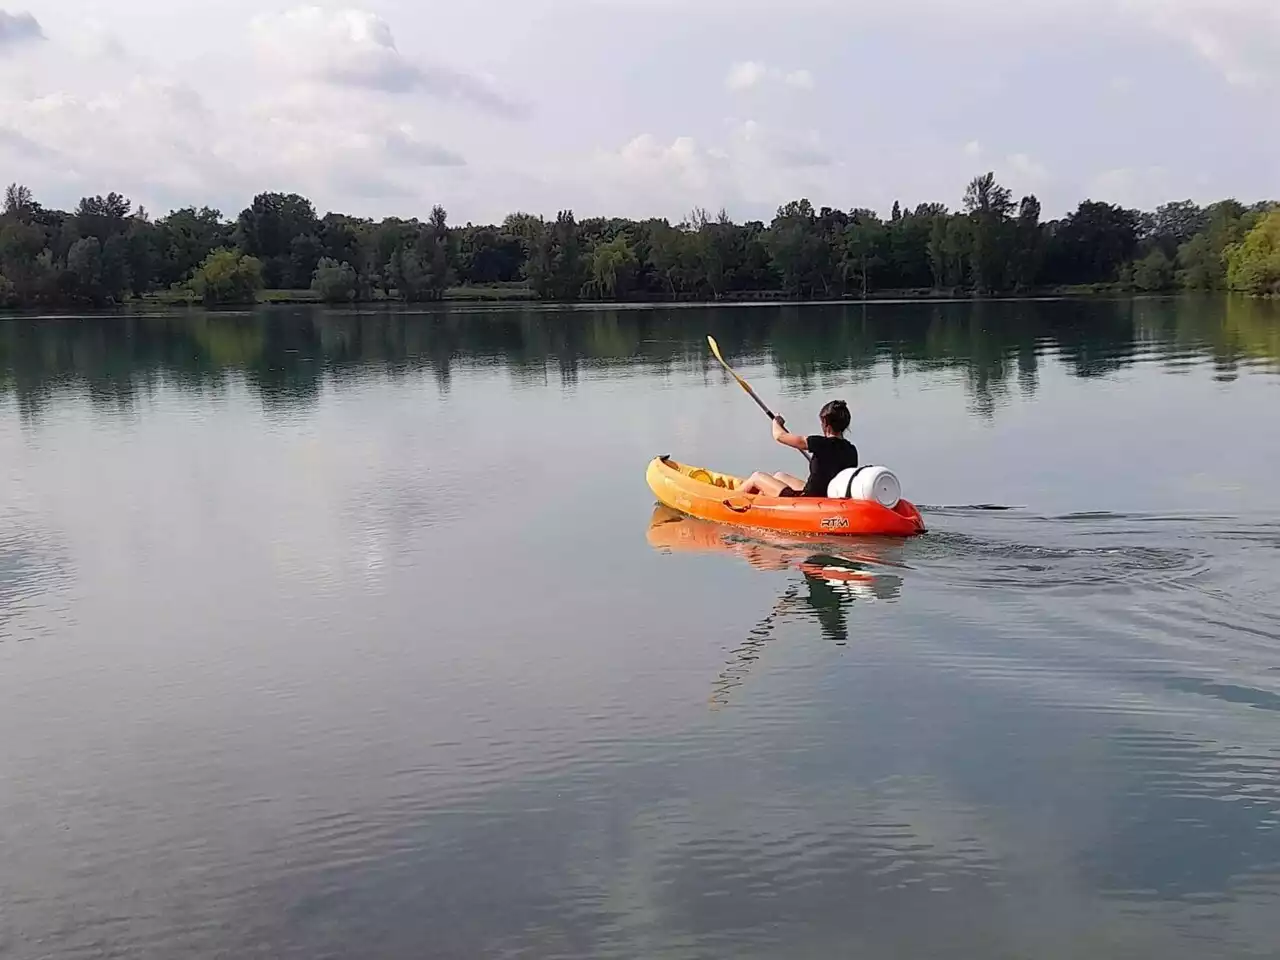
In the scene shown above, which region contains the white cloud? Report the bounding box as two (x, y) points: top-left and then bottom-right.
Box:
(585, 119), (842, 220)
(784, 69), (815, 90)
(732, 119), (833, 169)
(0, 8), (480, 217)
(1, 0), (1277, 225)
(725, 61), (767, 92)
(249, 7), (526, 117)
(1085, 166), (1189, 210)
(384, 126), (466, 168)
(1124, 0), (1280, 87)
(1006, 153), (1049, 183)
(595, 134), (721, 197)
(725, 60), (816, 93)
(0, 9), (42, 47)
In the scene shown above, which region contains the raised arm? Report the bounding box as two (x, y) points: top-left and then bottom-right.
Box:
(771, 416), (809, 452)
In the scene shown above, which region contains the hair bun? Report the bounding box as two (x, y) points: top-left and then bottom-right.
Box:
(831, 400), (848, 409)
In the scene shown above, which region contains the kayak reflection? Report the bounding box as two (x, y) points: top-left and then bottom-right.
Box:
(646, 506), (906, 704)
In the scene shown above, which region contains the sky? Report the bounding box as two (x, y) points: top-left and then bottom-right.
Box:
(0, 0), (1277, 225)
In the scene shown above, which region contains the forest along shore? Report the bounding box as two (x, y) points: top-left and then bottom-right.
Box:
(1, 174), (1277, 310)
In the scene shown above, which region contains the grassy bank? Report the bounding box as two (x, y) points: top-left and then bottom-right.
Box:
(127, 280), (1166, 309)
(142, 282), (538, 306)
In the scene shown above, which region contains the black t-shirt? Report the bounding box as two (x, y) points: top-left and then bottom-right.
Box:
(802, 436), (859, 497)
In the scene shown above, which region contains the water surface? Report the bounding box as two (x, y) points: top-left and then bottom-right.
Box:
(1, 297), (1279, 958)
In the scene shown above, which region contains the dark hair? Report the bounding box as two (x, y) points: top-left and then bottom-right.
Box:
(820, 399), (851, 434)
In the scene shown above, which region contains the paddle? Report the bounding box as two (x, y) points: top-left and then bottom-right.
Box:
(707, 335), (811, 463)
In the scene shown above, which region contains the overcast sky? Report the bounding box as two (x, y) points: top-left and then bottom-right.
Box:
(0, 0), (1276, 224)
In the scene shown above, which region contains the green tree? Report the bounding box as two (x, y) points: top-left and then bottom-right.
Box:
(188, 248), (265, 305)
(100, 234), (131, 301)
(527, 211), (585, 300)
(1045, 201), (1140, 285)
(289, 233), (324, 289)
(157, 207), (231, 287)
(768, 199), (830, 297)
(646, 220), (699, 299)
(3, 183), (37, 220)
(0, 215), (51, 302)
(842, 212), (887, 297)
(319, 214), (366, 268)
(884, 208), (934, 289)
(455, 226), (523, 284)
(586, 233), (638, 299)
(943, 216), (974, 288)
(1012, 196), (1044, 290)
(64, 237), (104, 303)
(125, 214), (160, 296)
(501, 212), (545, 262)
(963, 173), (1015, 293)
(236, 192), (319, 288)
(927, 213), (950, 289)
(1149, 201), (1208, 255)
(370, 218), (420, 295)
(386, 224), (450, 302)
(1224, 210), (1280, 295)
(1132, 248), (1175, 292)
(1176, 201), (1255, 290)
(311, 258), (359, 303)
(74, 193), (132, 243)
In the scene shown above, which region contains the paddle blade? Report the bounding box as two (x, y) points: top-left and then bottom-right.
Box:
(707, 335), (725, 365)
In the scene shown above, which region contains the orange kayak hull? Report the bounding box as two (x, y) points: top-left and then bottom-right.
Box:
(646, 456), (926, 537)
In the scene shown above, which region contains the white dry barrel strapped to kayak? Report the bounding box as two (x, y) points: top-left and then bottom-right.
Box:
(827, 465), (902, 508)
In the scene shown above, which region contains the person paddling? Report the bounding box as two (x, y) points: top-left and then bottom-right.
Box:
(740, 400), (858, 498)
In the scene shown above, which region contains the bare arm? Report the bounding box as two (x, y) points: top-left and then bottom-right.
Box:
(772, 417), (809, 452)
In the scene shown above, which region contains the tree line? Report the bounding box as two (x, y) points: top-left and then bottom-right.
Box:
(1, 174), (1277, 309)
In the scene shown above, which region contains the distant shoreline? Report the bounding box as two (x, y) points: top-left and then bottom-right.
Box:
(4, 286), (1274, 318)
(142, 282), (1184, 307)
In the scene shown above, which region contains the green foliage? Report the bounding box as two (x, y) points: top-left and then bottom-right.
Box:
(65, 237), (105, 303)
(1012, 196), (1044, 290)
(3, 183), (36, 220)
(236, 192), (319, 288)
(1225, 210), (1280, 296)
(1044, 201), (1140, 285)
(1132, 248), (1175, 292)
(75, 193), (131, 243)
(527, 211), (586, 300)
(387, 234), (450, 302)
(0, 179), (1277, 312)
(963, 173), (1016, 293)
(187, 248), (265, 306)
(842, 213), (887, 298)
(311, 258), (359, 303)
(586, 233), (639, 300)
(157, 207), (231, 288)
(1176, 201), (1256, 290)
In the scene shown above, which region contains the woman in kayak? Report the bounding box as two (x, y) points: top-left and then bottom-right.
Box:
(740, 399), (858, 498)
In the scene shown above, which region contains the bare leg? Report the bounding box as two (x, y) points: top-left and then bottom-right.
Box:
(741, 471), (793, 496)
(774, 472), (806, 491)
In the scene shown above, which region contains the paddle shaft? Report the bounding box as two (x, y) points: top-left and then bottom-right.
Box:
(707, 336), (811, 463)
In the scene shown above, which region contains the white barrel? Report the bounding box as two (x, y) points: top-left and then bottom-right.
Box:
(828, 465), (902, 508)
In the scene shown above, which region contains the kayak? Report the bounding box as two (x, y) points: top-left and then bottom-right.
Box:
(646, 456), (926, 537)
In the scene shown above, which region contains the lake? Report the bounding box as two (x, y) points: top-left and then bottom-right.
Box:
(1, 297), (1279, 959)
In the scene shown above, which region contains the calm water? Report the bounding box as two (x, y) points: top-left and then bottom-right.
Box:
(1, 298), (1279, 959)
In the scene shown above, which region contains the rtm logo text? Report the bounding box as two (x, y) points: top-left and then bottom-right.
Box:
(820, 517), (851, 530)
